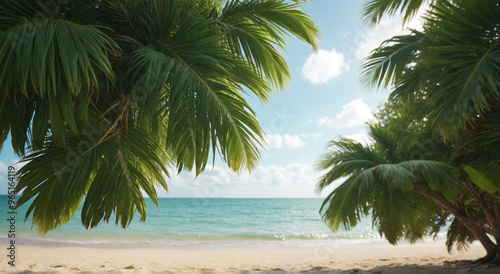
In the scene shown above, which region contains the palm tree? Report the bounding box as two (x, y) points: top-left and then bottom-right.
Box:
(362, 0), (500, 140)
(317, 120), (498, 261)
(358, 0), (500, 262)
(0, 0), (320, 233)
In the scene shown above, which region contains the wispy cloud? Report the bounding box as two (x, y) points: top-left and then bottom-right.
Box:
(300, 132), (323, 141)
(159, 163), (320, 198)
(342, 130), (373, 146)
(171, 163), (316, 187)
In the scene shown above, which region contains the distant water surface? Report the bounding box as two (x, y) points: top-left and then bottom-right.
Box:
(0, 197), (388, 247)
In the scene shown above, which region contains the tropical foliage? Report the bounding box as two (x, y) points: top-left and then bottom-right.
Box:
(0, 0), (320, 233)
(319, 0), (500, 263)
(317, 123), (455, 245)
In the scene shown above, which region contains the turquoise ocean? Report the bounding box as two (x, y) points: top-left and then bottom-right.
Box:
(1, 196), (391, 247)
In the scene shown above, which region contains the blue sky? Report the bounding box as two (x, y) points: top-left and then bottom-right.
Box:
(0, 0), (425, 198)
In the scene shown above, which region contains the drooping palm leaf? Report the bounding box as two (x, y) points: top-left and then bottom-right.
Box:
(362, 0), (429, 26)
(318, 123), (458, 244)
(218, 0), (320, 92)
(16, 113), (170, 233)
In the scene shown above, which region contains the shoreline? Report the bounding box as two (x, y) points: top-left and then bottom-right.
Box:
(1, 236), (390, 249)
(1, 241), (497, 273)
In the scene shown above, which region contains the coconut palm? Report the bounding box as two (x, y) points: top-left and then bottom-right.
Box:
(0, 0), (320, 233)
(317, 120), (499, 260)
(317, 123), (451, 244)
(358, 0), (500, 261)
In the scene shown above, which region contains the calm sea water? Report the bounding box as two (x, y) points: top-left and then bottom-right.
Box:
(0, 196), (385, 247)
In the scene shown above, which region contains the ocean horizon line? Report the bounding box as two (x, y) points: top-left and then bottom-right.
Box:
(0, 194), (325, 199)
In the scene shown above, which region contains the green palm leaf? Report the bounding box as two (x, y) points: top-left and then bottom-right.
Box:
(362, 0), (428, 26)
(318, 123), (458, 244)
(16, 117), (170, 233)
(218, 0), (320, 92)
(320, 172), (372, 232)
(361, 33), (424, 90)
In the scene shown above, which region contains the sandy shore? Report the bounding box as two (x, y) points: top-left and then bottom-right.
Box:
(1, 241), (498, 273)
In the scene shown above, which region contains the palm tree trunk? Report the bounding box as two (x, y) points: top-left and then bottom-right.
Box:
(415, 187), (498, 261)
(464, 179), (500, 236)
(464, 181), (500, 263)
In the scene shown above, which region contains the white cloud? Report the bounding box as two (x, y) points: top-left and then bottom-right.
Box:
(316, 99), (375, 129)
(264, 133), (283, 149)
(264, 133), (305, 150)
(161, 163), (321, 198)
(301, 48), (350, 84)
(355, 6), (427, 59)
(282, 135), (306, 149)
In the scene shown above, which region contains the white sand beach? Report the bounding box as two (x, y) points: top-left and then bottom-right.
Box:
(1, 241), (497, 273)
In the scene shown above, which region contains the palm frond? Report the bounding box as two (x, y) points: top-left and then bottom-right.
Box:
(15, 119), (170, 233)
(316, 139), (379, 192)
(15, 135), (98, 233)
(371, 188), (417, 244)
(446, 218), (475, 253)
(82, 127), (169, 229)
(319, 172), (372, 232)
(362, 0), (428, 26)
(218, 0), (320, 91)
(361, 33), (424, 89)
